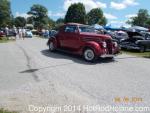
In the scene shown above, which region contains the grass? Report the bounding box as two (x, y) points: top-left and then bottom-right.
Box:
(0, 37), (15, 43)
(122, 50), (150, 58)
(0, 109), (17, 113)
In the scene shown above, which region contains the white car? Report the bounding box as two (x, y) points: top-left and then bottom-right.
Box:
(26, 29), (33, 38)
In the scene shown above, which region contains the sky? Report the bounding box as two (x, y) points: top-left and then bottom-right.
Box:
(11, 0), (150, 27)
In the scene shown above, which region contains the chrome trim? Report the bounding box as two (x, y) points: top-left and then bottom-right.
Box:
(100, 54), (115, 58)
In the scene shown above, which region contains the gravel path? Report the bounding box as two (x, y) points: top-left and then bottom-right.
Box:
(0, 37), (150, 113)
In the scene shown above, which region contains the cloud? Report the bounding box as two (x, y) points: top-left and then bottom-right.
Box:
(64, 0), (107, 12)
(110, 2), (126, 10)
(110, 0), (139, 10)
(104, 13), (117, 19)
(15, 12), (30, 18)
(125, 14), (137, 18)
(108, 20), (131, 28)
(53, 13), (65, 17)
(110, 20), (125, 24)
(48, 11), (65, 17)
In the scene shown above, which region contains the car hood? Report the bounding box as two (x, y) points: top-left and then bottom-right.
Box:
(80, 32), (112, 41)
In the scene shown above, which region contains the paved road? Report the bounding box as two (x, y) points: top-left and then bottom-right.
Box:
(0, 37), (150, 113)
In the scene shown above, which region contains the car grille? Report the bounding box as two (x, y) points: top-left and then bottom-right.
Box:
(105, 39), (113, 54)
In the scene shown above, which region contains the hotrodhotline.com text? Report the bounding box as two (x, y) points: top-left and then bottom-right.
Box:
(28, 105), (150, 113)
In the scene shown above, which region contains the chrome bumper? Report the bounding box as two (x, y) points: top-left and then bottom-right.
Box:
(100, 54), (115, 58)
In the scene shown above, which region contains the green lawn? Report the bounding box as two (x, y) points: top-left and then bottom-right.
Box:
(0, 109), (17, 113)
(122, 50), (150, 58)
(0, 37), (15, 43)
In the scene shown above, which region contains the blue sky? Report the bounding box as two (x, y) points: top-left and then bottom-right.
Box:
(11, 0), (150, 27)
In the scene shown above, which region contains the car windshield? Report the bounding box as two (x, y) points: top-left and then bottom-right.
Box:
(79, 25), (96, 33)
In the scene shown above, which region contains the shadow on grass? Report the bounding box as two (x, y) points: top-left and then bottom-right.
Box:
(143, 56), (150, 59)
(122, 49), (150, 59)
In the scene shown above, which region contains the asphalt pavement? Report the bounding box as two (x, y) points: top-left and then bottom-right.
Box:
(0, 37), (150, 113)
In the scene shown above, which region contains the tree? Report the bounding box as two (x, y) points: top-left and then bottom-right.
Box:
(56, 18), (64, 24)
(14, 16), (26, 27)
(27, 17), (34, 24)
(0, 0), (12, 27)
(127, 9), (150, 27)
(98, 16), (107, 26)
(28, 4), (49, 29)
(87, 8), (106, 25)
(48, 18), (55, 29)
(65, 3), (86, 24)
(53, 18), (64, 30)
(146, 19), (150, 27)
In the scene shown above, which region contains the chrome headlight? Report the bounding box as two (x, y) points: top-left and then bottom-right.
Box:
(114, 42), (118, 47)
(102, 41), (107, 48)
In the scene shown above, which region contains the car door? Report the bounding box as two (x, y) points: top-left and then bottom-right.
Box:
(62, 25), (80, 50)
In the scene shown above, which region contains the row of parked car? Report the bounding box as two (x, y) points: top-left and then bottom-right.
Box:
(105, 28), (150, 52)
(0, 28), (33, 38)
(48, 24), (150, 53)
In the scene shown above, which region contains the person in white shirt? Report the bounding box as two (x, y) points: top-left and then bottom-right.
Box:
(5, 26), (9, 40)
(18, 28), (22, 39)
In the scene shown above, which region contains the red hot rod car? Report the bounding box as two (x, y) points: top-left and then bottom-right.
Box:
(47, 23), (120, 62)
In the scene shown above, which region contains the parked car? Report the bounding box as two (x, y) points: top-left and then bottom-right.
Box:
(43, 30), (49, 38)
(7, 29), (15, 37)
(0, 30), (5, 37)
(120, 31), (150, 52)
(47, 23), (120, 62)
(105, 30), (129, 43)
(49, 30), (57, 37)
(140, 31), (150, 40)
(25, 29), (33, 38)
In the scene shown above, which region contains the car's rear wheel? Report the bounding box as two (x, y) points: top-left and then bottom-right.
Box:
(83, 48), (97, 62)
(49, 41), (55, 52)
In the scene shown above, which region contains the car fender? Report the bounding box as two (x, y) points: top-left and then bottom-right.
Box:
(83, 41), (102, 56)
(136, 40), (150, 47)
(47, 36), (58, 48)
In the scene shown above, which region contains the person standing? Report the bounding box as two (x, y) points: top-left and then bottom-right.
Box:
(22, 28), (26, 40)
(18, 27), (22, 39)
(13, 26), (17, 40)
(5, 26), (9, 40)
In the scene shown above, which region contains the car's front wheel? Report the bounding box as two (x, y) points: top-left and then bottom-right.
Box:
(83, 48), (97, 62)
(49, 41), (56, 52)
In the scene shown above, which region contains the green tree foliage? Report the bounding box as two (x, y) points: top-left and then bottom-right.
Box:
(87, 8), (107, 25)
(0, 0), (12, 27)
(48, 18), (55, 29)
(53, 18), (64, 30)
(127, 9), (150, 27)
(27, 17), (34, 24)
(56, 18), (64, 24)
(14, 16), (26, 27)
(28, 4), (49, 29)
(146, 19), (150, 27)
(65, 3), (86, 24)
(98, 16), (107, 25)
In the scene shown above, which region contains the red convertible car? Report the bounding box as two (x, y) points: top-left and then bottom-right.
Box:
(47, 23), (120, 62)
